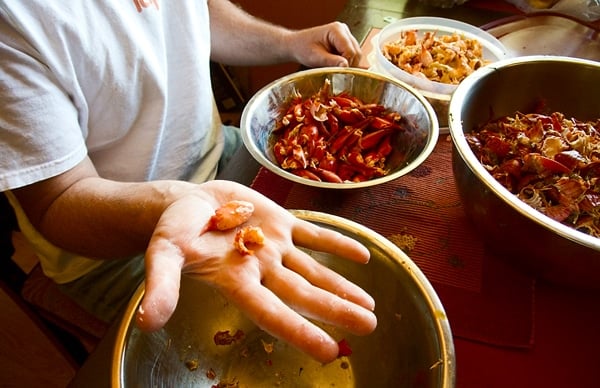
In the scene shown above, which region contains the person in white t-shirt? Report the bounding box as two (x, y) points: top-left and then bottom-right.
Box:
(0, 0), (376, 363)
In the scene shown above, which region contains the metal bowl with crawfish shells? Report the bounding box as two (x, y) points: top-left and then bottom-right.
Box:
(448, 55), (600, 289)
(240, 67), (439, 189)
(113, 211), (455, 387)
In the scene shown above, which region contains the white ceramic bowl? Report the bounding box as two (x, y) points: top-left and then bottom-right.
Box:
(372, 17), (507, 127)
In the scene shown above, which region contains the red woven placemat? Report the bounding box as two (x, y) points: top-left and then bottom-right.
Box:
(251, 137), (535, 348)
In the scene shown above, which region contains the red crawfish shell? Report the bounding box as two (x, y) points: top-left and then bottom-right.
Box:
(553, 177), (588, 201)
(579, 193), (600, 212)
(543, 204), (573, 222)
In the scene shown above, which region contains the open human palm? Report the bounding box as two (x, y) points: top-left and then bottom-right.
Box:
(136, 181), (377, 363)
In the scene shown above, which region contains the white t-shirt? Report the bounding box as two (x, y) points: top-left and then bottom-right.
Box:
(0, 0), (224, 282)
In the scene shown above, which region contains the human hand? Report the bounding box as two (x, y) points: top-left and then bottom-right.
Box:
(136, 180), (377, 363)
(288, 21), (363, 68)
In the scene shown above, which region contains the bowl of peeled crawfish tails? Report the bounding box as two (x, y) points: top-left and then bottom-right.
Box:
(448, 55), (600, 289)
(241, 67), (439, 189)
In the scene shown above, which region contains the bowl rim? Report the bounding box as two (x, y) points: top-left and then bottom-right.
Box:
(448, 55), (600, 251)
(240, 67), (440, 189)
(374, 16), (508, 98)
(111, 209), (456, 387)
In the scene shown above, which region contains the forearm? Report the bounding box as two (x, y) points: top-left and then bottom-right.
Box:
(207, 0), (362, 69)
(208, 0), (294, 65)
(39, 179), (194, 259)
(12, 159), (214, 260)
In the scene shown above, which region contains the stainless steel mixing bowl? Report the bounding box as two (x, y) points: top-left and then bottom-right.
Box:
(112, 210), (455, 387)
(448, 55), (600, 288)
(240, 67), (439, 189)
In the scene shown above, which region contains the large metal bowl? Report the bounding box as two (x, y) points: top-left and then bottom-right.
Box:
(112, 210), (455, 387)
(240, 67), (439, 189)
(448, 55), (600, 288)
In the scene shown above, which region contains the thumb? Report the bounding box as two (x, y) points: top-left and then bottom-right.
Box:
(325, 54), (349, 68)
(135, 239), (184, 332)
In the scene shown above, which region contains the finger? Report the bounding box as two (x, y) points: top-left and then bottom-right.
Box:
(136, 237), (184, 332)
(220, 277), (342, 364)
(312, 23), (360, 68)
(136, 197), (214, 332)
(327, 22), (362, 67)
(338, 22), (363, 67)
(314, 51), (350, 68)
(292, 219), (371, 264)
(263, 262), (377, 335)
(282, 247), (375, 311)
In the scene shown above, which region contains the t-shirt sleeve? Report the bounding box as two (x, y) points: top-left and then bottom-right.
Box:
(0, 18), (87, 191)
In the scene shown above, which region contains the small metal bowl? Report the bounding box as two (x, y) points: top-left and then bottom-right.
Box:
(240, 67), (439, 189)
(112, 210), (455, 387)
(449, 55), (600, 288)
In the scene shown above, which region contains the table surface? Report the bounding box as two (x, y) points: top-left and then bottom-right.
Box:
(70, 1), (600, 387)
